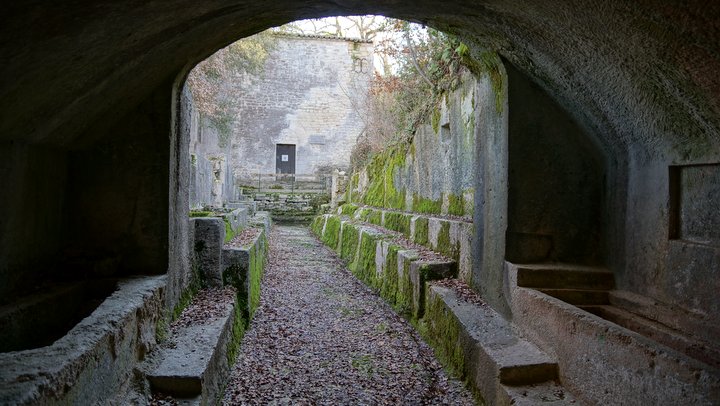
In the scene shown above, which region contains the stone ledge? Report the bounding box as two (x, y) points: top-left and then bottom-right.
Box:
(0, 276), (166, 405)
(222, 227), (267, 317)
(424, 284), (560, 405)
(510, 283), (720, 405)
(145, 291), (236, 402)
(336, 205), (473, 284)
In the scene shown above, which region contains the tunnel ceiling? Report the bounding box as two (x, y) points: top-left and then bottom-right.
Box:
(0, 0), (718, 160)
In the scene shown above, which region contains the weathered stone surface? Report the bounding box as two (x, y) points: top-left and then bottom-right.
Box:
(0, 276), (166, 405)
(425, 284), (560, 404)
(145, 298), (235, 401)
(509, 282), (720, 405)
(192, 217), (226, 287)
(498, 381), (578, 406)
(224, 208), (248, 234)
(347, 74), (477, 217)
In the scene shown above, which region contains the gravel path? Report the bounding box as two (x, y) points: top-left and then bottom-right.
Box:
(223, 225), (477, 405)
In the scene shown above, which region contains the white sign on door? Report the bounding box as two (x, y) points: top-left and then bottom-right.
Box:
(281, 155), (289, 162)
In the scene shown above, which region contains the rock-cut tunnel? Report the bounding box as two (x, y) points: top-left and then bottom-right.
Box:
(0, 1), (718, 405)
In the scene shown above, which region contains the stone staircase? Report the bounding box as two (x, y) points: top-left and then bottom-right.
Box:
(515, 263), (720, 370)
(311, 210), (580, 405)
(508, 262), (720, 404)
(515, 263), (615, 306)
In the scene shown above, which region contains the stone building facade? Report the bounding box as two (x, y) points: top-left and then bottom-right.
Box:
(188, 33), (372, 207)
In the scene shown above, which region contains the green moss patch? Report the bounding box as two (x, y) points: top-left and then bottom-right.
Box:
(413, 217), (429, 245)
(448, 194), (465, 216)
(384, 211), (411, 236)
(321, 215), (341, 250)
(413, 194), (442, 215)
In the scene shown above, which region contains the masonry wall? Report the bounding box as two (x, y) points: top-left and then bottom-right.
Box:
(224, 35), (371, 180)
(186, 87), (235, 209)
(347, 73), (477, 218)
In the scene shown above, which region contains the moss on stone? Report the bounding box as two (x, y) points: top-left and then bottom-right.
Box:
(422, 290), (465, 377)
(224, 218), (235, 243)
(462, 49), (504, 113)
(248, 232), (267, 318)
(414, 217), (429, 245)
(357, 143), (409, 210)
(350, 232), (378, 286)
(394, 257), (415, 319)
(322, 215), (341, 250)
(448, 193), (465, 216)
(413, 194), (442, 215)
(340, 203), (359, 216)
(380, 245), (400, 305)
(226, 297), (247, 367)
(436, 221), (459, 259)
(367, 210), (383, 226)
(384, 211), (411, 236)
(431, 106), (441, 134)
(310, 215), (324, 236)
(340, 223), (360, 262)
(384, 144), (408, 210)
(189, 210), (212, 218)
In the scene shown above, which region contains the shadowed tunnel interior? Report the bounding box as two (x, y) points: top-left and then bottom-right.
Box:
(0, 1), (718, 404)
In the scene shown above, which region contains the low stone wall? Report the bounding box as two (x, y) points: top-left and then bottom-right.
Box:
(311, 214), (455, 321)
(191, 216), (268, 317)
(337, 205), (474, 285)
(0, 276), (167, 405)
(222, 230), (268, 318)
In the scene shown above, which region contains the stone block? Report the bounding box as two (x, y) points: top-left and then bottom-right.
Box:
(425, 284), (559, 405)
(192, 217), (225, 287)
(509, 281), (720, 405)
(0, 277), (166, 405)
(146, 294), (236, 402)
(223, 208), (248, 234)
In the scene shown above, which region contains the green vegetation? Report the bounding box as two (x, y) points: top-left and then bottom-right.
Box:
(384, 211), (411, 236)
(448, 193), (464, 216)
(413, 217), (429, 245)
(412, 194), (442, 214)
(321, 215), (342, 249)
(420, 292), (465, 377)
(224, 218), (236, 243)
(341, 203), (359, 216)
(189, 210), (212, 217)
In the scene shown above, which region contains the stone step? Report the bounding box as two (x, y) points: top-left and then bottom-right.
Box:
(509, 283), (720, 405)
(311, 214), (456, 321)
(581, 304), (720, 369)
(144, 290), (238, 402)
(516, 264), (614, 290)
(608, 290), (720, 348)
(499, 381), (579, 405)
(537, 288), (609, 306)
(425, 284), (563, 404)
